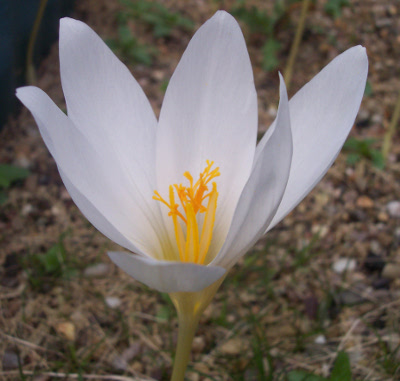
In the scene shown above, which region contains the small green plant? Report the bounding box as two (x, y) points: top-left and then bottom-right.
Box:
(0, 163), (30, 204)
(119, 0), (193, 38)
(343, 137), (385, 169)
(232, 1), (293, 72)
(107, 25), (155, 65)
(22, 232), (77, 291)
(324, 0), (350, 19)
(364, 81), (373, 97)
(287, 351), (353, 381)
(292, 232), (320, 268)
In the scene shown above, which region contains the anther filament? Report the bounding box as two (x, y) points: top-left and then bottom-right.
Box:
(153, 161), (220, 264)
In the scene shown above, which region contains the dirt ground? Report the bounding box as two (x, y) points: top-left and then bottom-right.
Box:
(1, 0), (400, 380)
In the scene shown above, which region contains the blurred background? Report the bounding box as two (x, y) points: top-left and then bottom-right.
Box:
(1, 0), (399, 380)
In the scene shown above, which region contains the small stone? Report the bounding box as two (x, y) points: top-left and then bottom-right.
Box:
(111, 356), (128, 372)
(21, 204), (34, 216)
(15, 154), (31, 169)
(131, 361), (143, 373)
(387, 201), (400, 218)
(378, 211), (389, 222)
(382, 264), (400, 280)
(332, 258), (356, 274)
(84, 263), (110, 277)
(105, 296), (121, 309)
(220, 337), (249, 355)
(111, 343), (142, 371)
(267, 105), (277, 118)
(56, 322), (76, 341)
(314, 335), (327, 345)
(192, 336), (206, 353)
(339, 290), (365, 305)
(388, 5), (397, 15)
(372, 113), (383, 124)
(356, 196), (374, 209)
(187, 372), (200, 381)
(152, 70), (164, 81)
(2, 351), (20, 370)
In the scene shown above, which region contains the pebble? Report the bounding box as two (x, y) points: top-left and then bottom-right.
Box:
(338, 290), (365, 305)
(2, 351), (20, 370)
(56, 322), (76, 341)
(356, 196), (374, 209)
(314, 335), (327, 345)
(371, 113), (383, 124)
(105, 296), (121, 309)
(192, 336), (206, 353)
(267, 105), (277, 118)
(382, 264), (400, 280)
(219, 337), (248, 355)
(187, 372), (200, 381)
(21, 203), (34, 216)
(111, 343), (142, 371)
(332, 258), (356, 274)
(83, 263), (110, 278)
(387, 201), (400, 218)
(378, 211), (389, 222)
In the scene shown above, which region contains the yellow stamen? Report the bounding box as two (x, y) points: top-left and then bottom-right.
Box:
(153, 161), (220, 264)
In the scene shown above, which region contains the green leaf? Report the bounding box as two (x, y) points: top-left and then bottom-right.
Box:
(0, 190), (8, 205)
(330, 351), (352, 381)
(370, 149), (385, 169)
(262, 38), (281, 72)
(364, 81), (372, 97)
(231, 5), (273, 35)
(120, 0), (193, 38)
(156, 305), (170, 321)
(324, 0), (350, 19)
(287, 370), (327, 381)
(346, 153), (360, 165)
(42, 244), (65, 273)
(343, 137), (385, 169)
(0, 164), (30, 188)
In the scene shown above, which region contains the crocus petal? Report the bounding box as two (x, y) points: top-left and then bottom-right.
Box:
(59, 170), (138, 252)
(16, 86), (164, 259)
(261, 46), (368, 231)
(212, 75), (292, 269)
(59, 18), (164, 244)
(108, 251), (226, 293)
(156, 11), (258, 254)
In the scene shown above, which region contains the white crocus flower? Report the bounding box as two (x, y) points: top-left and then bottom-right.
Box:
(17, 11), (367, 380)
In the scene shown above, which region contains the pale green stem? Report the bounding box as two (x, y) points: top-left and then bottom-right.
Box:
(26, 0), (49, 85)
(284, 0), (311, 92)
(169, 277), (225, 381)
(382, 86), (400, 160)
(170, 312), (200, 381)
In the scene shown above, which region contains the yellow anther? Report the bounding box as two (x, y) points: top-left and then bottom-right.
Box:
(153, 162), (220, 264)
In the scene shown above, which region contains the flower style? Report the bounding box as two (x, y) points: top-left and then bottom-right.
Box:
(17, 11), (368, 380)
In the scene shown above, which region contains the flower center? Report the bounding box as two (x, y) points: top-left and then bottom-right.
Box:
(153, 161), (220, 265)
